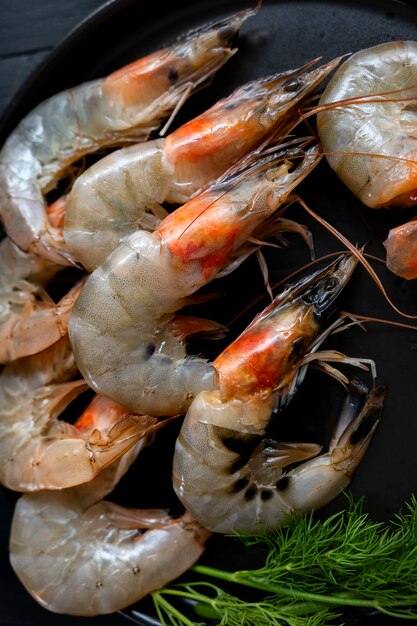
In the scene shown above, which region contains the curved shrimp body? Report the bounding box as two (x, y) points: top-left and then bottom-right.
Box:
(0, 338), (159, 491)
(64, 56), (340, 271)
(9, 395), (211, 616)
(69, 144), (320, 416)
(10, 494), (210, 616)
(0, 9), (252, 266)
(317, 41), (417, 209)
(385, 217), (417, 279)
(173, 256), (385, 534)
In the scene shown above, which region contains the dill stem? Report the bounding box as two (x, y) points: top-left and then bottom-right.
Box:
(153, 592), (198, 626)
(192, 564), (415, 610)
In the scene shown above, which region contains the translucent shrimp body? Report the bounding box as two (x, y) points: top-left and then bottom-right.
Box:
(64, 57), (340, 271)
(0, 338), (158, 491)
(10, 396), (211, 616)
(317, 41), (417, 209)
(11, 494), (210, 616)
(69, 145), (320, 416)
(173, 256), (385, 534)
(0, 9), (251, 266)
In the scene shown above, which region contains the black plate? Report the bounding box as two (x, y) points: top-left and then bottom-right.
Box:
(1, 1), (417, 625)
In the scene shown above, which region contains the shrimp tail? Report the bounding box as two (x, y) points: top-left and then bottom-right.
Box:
(4, 411), (158, 492)
(385, 217), (417, 280)
(282, 378), (385, 515)
(329, 378), (385, 472)
(86, 413), (159, 474)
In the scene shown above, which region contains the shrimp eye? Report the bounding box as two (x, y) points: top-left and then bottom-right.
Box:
(218, 23), (238, 42)
(168, 67), (179, 83)
(286, 147), (305, 160)
(284, 78), (301, 93)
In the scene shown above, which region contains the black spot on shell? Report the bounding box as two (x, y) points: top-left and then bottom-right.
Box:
(288, 337), (308, 364)
(244, 485), (258, 500)
(261, 489), (274, 501)
(219, 430), (261, 456)
(228, 455), (249, 473)
(218, 23), (237, 43)
(145, 343), (156, 358)
(168, 67), (179, 82)
(276, 476), (290, 491)
(284, 78), (301, 93)
(229, 477), (249, 494)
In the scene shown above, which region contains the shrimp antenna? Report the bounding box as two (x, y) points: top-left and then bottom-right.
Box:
(295, 195), (417, 320)
(303, 82), (417, 116)
(225, 250), (345, 328)
(340, 311), (417, 332)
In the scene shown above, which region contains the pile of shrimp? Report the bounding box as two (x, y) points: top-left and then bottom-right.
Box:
(1, 3), (416, 622)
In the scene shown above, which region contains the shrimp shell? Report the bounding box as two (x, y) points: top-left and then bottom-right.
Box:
(317, 41), (417, 208)
(0, 338), (158, 491)
(69, 145), (321, 416)
(173, 256), (384, 533)
(0, 8), (253, 265)
(64, 56), (341, 271)
(9, 396), (210, 616)
(10, 496), (210, 616)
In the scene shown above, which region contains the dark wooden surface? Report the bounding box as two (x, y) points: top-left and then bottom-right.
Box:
(0, 0), (108, 121)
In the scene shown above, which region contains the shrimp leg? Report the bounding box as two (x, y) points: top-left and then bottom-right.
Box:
(0, 196), (82, 363)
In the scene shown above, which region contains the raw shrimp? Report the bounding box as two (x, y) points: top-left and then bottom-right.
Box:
(0, 196), (82, 363)
(0, 8), (252, 266)
(0, 337), (159, 491)
(385, 217), (417, 279)
(9, 395), (211, 616)
(317, 41), (417, 209)
(64, 56), (341, 270)
(173, 255), (385, 534)
(69, 143), (321, 416)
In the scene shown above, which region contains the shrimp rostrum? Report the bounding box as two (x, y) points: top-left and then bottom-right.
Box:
(69, 142), (321, 417)
(0, 337), (160, 491)
(64, 54), (341, 271)
(173, 255), (385, 534)
(0, 8), (253, 265)
(10, 395), (211, 616)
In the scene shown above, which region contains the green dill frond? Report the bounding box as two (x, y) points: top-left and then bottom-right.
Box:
(152, 494), (417, 625)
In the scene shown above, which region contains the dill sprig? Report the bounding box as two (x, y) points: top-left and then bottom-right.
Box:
(151, 495), (417, 625)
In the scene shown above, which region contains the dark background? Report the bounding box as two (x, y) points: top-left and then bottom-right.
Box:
(1, 2), (417, 626)
(0, 1), (106, 119)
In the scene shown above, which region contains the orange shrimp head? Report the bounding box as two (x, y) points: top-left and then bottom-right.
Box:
(214, 254), (357, 401)
(104, 8), (255, 107)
